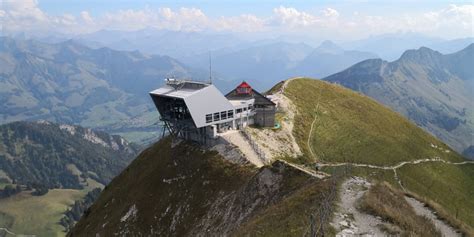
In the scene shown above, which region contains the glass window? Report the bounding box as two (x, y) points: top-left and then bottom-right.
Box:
(213, 113), (220, 121)
(249, 104), (254, 110)
(206, 114), (212, 123)
(221, 111), (227, 120)
(228, 110), (234, 118)
(236, 108), (242, 113)
(243, 107), (247, 111)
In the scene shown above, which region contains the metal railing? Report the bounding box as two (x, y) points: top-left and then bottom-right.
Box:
(241, 128), (266, 164)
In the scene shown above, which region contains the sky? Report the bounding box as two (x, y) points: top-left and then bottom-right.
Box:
(0, 0), (473, 40)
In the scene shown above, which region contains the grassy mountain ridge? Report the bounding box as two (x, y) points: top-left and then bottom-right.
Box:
(284, 79), (462, 165)
(284, 78), (474, 232)
(325, 44), (474, 158)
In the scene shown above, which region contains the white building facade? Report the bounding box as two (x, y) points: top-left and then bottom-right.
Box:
(150, 79), (275, 143)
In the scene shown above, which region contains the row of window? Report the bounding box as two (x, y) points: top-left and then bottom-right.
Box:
(205, 104), (254, 124)
(206, 110), (234, 123)
(236, 104), (254, 114)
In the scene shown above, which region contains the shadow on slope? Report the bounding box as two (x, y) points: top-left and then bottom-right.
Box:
(70, 137), (338, 236)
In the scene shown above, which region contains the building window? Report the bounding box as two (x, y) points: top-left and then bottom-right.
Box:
(243, 107), (247, 111)
(213, 113), (220, 121)
(249, 104), (254, 110)
(221, 111), (227, 120)
(228, 110), (234, 118)
(236, 108), (242, 113)
(206, 114), (212, 123)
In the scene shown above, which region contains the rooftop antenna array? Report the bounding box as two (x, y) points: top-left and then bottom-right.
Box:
(209, 51), (212, 85)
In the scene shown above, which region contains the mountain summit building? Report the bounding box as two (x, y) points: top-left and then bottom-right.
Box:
(150, 79), (276, 143)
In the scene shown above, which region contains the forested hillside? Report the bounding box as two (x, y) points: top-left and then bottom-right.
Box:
(0, 121), (139, 190)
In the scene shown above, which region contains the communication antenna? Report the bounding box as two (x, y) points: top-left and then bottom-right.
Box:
(209, 51), (212, 84)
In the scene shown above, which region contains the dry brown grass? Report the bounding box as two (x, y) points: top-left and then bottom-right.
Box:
(359, 182), (441, 237)
(405, 191), (474, 236)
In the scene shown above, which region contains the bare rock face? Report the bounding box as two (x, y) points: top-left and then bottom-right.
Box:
(190, 162), (285, 235)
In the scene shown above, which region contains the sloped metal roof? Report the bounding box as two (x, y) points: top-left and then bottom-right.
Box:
(150, 85), (202, 99)
(150, 83), (234, 128)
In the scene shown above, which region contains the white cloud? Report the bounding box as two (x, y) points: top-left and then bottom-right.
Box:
(1, 0), (75, 33)
(0, 2), (472, 39)
(80, 11), (94, 25)
(272, 6), (318, 27)
(98, 7), (209, 31)
(216, 14), (265, 32)
(322, 8), (339, 18)
(353, 4), (474, 38)
(1, 0), (47, 21)
(437, 4), (474, 31)
(2, 0), (39, 11)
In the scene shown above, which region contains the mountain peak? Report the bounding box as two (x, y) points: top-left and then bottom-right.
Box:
(457, 43), (474, 54)
(398, 46), (442, 63)
(315, 40), (344, 54)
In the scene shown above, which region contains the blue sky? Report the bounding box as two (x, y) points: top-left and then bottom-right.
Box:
(37, 0), (458, 17)
(1, 0), (473, 40)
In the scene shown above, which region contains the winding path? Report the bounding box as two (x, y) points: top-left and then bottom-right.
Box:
(279, 160), (328, 179)
(282, 77), (320, 161)
(318, 157), (474, 170)
(307, 103), (320, 160)
(318, 157), (474, 190)
(0, 227), (36, 236)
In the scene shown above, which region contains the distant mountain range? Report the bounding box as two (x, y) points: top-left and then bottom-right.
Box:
(325, 44), (474, 158)
(184, 41), (314, 90)
(74, 29), (246, 60)
(27, 30), (473, 91)
(183, 40), (377, 90)
(0, 37), (203, 143)
(340, 32), (474, 61)
(30, 29), (473, 64)
(292, 40), (378, 79)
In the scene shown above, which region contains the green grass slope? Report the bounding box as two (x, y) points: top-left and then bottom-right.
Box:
(0, 189), (86, 237)
(324, 45), (474, 158)
(284, 78), (474, 232)
(69, 138), (337, 236)
(284, 78), (462, 166)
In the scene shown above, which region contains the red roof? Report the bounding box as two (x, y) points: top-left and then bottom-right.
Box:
(237, 81), (252, 88)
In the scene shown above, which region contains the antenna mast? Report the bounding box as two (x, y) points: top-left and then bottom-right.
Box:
(209, 51), (212, 84)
